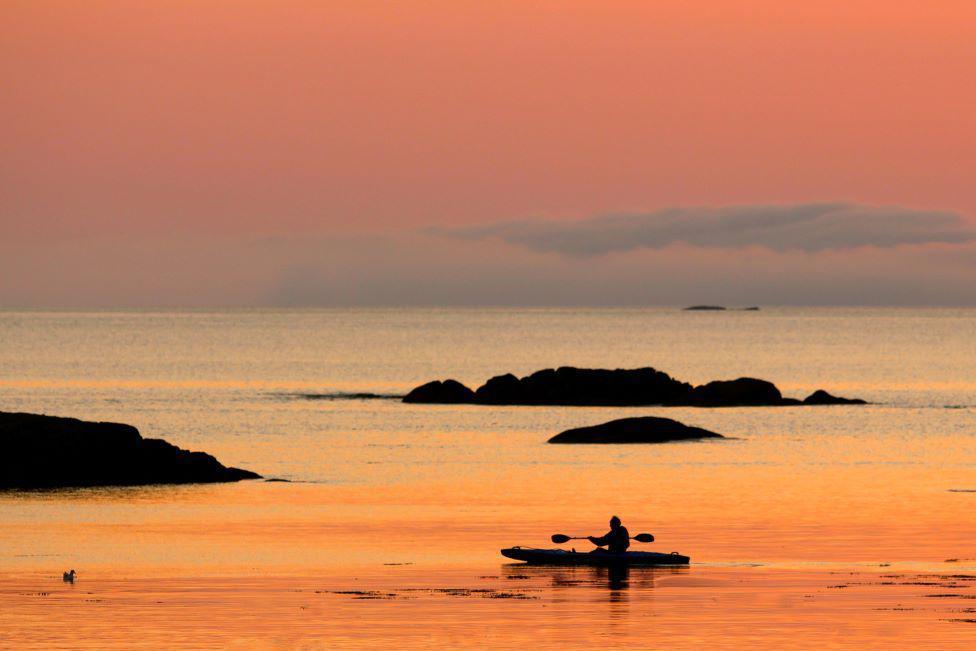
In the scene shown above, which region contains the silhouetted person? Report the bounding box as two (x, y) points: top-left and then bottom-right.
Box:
(588, 516), (630, 553)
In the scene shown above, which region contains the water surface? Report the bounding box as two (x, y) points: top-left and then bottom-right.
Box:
(1, 308), (975, 647)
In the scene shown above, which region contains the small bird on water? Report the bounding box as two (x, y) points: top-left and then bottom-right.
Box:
(62, 570), (76, 583)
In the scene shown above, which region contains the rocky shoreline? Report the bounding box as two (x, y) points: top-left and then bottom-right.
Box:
(0, 411), (260, 489)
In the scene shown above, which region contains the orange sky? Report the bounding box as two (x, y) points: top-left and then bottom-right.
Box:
(2, 1), (975, 304)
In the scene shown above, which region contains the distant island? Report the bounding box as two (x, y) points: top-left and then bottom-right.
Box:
(403, 366), (866, 407)
(548, 416), (725, 444)
(683, 305), (760, 311)
(0, 411), (260, 489)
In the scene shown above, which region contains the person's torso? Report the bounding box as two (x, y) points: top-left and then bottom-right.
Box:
(610, 526), (630, 551)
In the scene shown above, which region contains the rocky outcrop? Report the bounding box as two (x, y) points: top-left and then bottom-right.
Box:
(403, 365), (866, 407)
(403, 379), (476, 403)
(548, 416), (724, 444)
(802, 389), (867, 405)
(686, 378), (787, 407)
(0, 411), (260, 489)
(474, 367), (691, 406)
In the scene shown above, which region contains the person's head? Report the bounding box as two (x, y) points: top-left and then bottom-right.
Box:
(609, 516), (621, 529)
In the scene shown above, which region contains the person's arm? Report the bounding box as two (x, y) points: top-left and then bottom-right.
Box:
(588, 531), (612, 546)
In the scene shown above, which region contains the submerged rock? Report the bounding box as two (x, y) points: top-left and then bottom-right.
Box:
(802, 389), (867, 405)
(683, 305), (727, 311)
(402, 379), (475, 403)
(548, 416), (724, 444)
(0, 411), (260, 489)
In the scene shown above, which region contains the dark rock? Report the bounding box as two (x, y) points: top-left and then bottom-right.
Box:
(683, 305), (727, 311)
(0, 411), (261, 489)
(548, 416), (724, 444)
(474, 373), (523, 404)
(740, 306), (761, 311)
(475, 367), (692, 406)
(684, 377), (783, 407)
(402, 379), (475, 403)
(803, 389), (867, 405)
(403, 365), (866, 407)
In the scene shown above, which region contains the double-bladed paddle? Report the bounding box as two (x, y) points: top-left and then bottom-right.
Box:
(551, 532), (655, 544)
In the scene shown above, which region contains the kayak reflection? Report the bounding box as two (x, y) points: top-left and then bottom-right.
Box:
(502, 563), (688, 593)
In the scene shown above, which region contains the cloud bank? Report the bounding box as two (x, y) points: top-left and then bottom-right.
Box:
(428, 203), (976, 256)
(3, 229), (976, 308)
(2, 203), (975, 307)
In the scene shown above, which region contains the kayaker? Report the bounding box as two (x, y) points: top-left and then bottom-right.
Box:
(588, 516), (630, 553)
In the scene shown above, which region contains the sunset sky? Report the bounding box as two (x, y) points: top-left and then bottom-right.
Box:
(3, 1), (975, 306)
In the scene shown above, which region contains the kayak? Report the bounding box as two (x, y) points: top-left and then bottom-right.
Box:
(501, 547), (690, 566)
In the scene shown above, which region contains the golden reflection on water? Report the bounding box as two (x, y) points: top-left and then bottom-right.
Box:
(5, 563), (976, 649)
(3, 458), (976, 648)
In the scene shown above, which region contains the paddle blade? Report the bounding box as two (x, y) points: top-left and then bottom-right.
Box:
(633, 533), (655, 543)
(551, 534), (572, 544)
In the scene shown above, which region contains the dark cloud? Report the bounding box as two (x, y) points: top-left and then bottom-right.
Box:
(3, 210), (976, 307)
(427, 203), (976, 255)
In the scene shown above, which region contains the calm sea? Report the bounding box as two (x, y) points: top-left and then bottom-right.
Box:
(2, 308), (975, 648)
